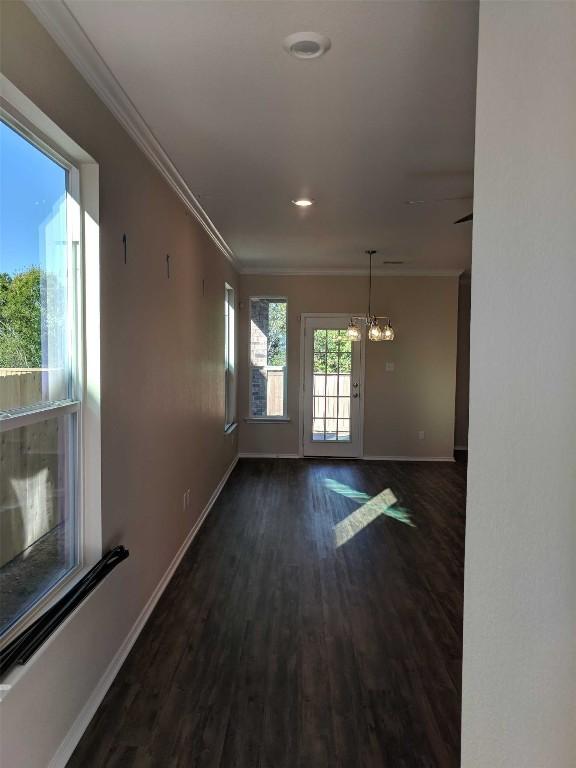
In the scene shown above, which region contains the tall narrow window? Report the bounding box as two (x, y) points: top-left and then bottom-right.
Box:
(0, 117), (84, 636)
(224, 284), (235, 430)
(249, 298), (287, 418)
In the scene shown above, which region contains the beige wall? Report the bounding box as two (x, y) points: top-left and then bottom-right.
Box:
(239, 274), (459, 459)
(455, 273), (471, 448)
(462, 3), (576, 767)
(0, 3), (237, 766)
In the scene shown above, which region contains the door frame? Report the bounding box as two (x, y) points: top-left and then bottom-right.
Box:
(298, 313), (367, 458)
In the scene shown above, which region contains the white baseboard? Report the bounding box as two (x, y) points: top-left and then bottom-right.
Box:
(238, 452), (301, 459)
(362, 455), (455, 462)
(238, 453), (456, 462)
(48, 454), (239, 768)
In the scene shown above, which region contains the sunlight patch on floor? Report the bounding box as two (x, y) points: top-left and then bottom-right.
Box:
(323, 478), (371, 503)
(325, 481), (415, 547)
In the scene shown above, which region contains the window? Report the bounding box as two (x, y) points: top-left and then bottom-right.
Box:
(0, 109), (99, 640)
(249, 298), (287, 418)
(224, 283), (235, 430)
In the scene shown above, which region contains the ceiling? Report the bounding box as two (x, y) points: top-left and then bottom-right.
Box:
(65, 0), (479, 273)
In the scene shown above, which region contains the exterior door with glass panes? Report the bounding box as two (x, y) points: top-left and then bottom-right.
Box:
(302, 316), (363, 457)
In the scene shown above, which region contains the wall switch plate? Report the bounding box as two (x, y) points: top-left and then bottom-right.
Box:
(418, 430), (425, 440)
(385, 362), (395, 372)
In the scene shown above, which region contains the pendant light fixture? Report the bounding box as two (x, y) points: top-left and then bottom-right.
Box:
(346, 250), (395, 343)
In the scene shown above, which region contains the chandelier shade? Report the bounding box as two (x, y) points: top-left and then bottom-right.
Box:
(368, 318), (384, 342)
(382, 322), (395, 341)
(346, 319), (362, 341)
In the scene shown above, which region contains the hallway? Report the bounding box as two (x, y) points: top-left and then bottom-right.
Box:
(69, 459), (466, 768)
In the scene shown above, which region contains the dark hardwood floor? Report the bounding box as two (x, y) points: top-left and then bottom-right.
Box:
(69, 458), (466, 768)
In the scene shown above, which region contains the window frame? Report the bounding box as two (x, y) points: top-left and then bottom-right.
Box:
(224, 282), (236, 432)
(0, 86), (101, 649)
(248, 296), (289, 420)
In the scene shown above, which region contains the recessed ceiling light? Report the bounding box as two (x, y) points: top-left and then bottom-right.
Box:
(292, 198), (314, 207)
(283, 32), (331, 60)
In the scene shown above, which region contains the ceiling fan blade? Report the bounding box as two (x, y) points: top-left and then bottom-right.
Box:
(454, 212), (473, 224)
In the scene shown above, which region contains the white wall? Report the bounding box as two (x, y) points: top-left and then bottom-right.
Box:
(462, 3), (576, 767)
(0, 3), (238, 766)
(454, 274), (470, 449)
(239, 274), (459, 459)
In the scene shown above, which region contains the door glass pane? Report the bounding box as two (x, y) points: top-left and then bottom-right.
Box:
(325, 418), (337, 440)
(313, 329), (326, 352)
(339, 375), (351, 396)
(325, 396), (337, 418)
(326, 375), (338, 396)
(313, 376), (325, 396)
(311, 328), (352, 442)
(313, 354), (326, 374)
(312, 418), (324, 439)
(338, 397), (350, 418)
(338, 353), (351, 374)
(0, 120), (73, 411)
(0, 412), (77, 634)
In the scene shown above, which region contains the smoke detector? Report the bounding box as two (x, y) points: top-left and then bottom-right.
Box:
(283, 32), (331, 60)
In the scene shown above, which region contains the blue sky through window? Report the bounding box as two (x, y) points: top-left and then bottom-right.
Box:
(0, 119), (67, 275)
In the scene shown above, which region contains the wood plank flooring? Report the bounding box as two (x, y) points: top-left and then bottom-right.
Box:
(68, 458), (467, 768)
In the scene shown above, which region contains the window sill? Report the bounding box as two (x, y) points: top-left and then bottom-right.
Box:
(244, 417), (291, 423)
(0, 547), (126, 687)
(0, 558), (89, 658)
(224, 422), (238, 435)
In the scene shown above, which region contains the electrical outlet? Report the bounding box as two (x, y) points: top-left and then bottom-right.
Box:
(385, 362), (395, 372)
(418, 430), (425, 440)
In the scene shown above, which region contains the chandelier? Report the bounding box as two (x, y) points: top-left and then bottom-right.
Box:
(346, 250), (395, 342)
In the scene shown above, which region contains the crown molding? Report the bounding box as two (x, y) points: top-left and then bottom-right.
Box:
(25, 0), (237, 267)
(240, 266), (464, 277)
